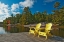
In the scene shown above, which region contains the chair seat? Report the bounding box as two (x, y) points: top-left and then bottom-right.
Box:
(39, 32), (46, 36)
(29, 30), (34, 34)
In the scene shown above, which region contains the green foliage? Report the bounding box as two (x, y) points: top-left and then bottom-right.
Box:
(3, 2), (64, 27)
(19, 7), (33, 25)
(54, 2), (60, 9)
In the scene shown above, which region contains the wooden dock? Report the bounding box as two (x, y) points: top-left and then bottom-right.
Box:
(0, 32), (64, 42)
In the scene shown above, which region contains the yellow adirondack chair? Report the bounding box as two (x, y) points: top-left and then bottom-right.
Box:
(29, 23), (41, 36)
(38, 23), (52, 39)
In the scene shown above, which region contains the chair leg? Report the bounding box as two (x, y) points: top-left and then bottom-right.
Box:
(34, 33), (35, 36)
(38, 35), (39, 37)
(29, 32), (30, 34)
(45, 36), (47, 40)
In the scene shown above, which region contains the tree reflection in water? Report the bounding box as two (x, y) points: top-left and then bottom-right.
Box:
(0, 27), (7, 34)
(4, 26), (64, 38)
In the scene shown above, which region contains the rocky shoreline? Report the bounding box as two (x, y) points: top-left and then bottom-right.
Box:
(0, 32), (64, 42)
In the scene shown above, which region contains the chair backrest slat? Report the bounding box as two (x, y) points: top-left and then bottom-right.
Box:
(35, 23), (41, 32)
(45, 23), (52, 33)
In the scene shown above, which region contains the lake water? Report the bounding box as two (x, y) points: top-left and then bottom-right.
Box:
(0, 26), (64, 38)
(0, 27), (7, 34)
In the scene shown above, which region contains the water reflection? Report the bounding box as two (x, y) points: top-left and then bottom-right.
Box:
(52, 28), (64, 38)
(5, 26), (29, 33)
(3, 25), (64, 38)
(0, 27), (7, 34)
(6, 26), (19, 33)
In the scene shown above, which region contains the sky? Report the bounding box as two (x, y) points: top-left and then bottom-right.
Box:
(0, 0), (64, 22)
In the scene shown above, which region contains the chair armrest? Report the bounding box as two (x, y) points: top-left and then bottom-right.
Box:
(39, 28), (45, 30)
(49, 28), (53, 30)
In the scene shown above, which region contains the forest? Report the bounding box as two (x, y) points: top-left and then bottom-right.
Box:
(3, 2), (64, 26)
